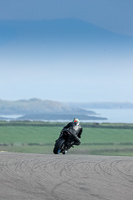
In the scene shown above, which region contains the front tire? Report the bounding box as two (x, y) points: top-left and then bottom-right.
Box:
(53, 138), (65, 154)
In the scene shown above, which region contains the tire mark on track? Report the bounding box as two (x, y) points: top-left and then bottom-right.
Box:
(0, 153), (133, 200)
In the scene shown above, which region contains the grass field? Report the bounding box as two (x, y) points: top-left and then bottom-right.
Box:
(0, 122), (133, 156)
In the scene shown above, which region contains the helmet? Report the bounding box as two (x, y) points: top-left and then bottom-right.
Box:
(73, 118), (80, 125)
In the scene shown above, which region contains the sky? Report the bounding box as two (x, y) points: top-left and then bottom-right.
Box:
(0, 0), (133, 102)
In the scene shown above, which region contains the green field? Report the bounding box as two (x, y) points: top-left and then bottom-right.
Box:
(0, 122), (133, 156)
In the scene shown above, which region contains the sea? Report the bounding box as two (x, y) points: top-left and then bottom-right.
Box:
(87, 109), (133, 124)
(0, 109), (133, 123)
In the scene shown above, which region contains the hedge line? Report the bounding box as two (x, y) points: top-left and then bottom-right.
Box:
(0, 121), (133, 129)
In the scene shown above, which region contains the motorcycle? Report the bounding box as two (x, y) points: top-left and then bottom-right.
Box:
(53, 130), (74, 154)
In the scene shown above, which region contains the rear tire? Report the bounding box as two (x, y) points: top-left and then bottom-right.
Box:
(53, 138), (65, 154)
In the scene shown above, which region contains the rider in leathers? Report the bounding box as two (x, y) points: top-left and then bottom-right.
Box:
(60, 118), (83, 147)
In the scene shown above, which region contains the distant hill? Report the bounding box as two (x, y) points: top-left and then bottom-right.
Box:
(1, 99), (124, 121)
(2, 99), (132, 121)
(0, 99), (95, 115)
(0, 99), (83, 115)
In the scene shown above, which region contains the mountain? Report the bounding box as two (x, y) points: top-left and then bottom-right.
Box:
(0, 99), (107, 121)
(0, 98), (94, 115)
(0, 98), (94, 117)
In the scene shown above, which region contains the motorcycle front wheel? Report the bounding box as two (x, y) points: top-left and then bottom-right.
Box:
(53, 138), (65, 154)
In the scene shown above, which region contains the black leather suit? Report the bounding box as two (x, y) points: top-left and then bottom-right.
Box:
(61, 122), (83, 145)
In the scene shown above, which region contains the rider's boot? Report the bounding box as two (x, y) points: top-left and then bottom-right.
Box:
(71, 141), (74, 148)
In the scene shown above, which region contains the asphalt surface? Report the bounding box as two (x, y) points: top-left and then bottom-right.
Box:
(0, 152), (133, 200)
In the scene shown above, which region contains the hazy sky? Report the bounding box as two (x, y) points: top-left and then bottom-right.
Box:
(0, 0), (133, 102)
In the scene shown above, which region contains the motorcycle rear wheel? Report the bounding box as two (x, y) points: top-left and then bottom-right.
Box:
(53, 138), (65, 154)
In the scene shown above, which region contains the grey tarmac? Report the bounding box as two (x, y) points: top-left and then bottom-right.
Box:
(0, 152), (133, 200)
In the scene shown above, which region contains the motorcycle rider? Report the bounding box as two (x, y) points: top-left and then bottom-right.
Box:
(60, 118), (83, 148)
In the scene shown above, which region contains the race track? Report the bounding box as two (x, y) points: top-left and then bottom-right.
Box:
(0, 153), (133, 200)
